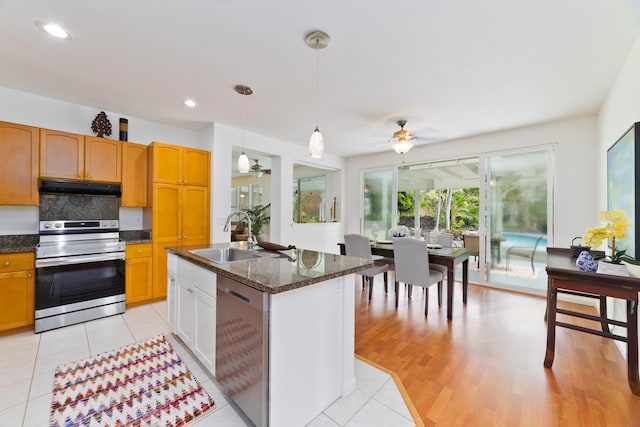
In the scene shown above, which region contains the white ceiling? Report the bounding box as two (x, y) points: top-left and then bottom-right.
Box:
(1, 0), (640, 158)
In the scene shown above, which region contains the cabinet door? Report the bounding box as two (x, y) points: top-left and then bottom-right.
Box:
(182, 148), (210, 187)
(0, 121), (39, 205)
(0, 270), (34, 332)
(194, 289), (216, 374)
(151, 142), (181, 184)
(40, 129), (84, 179)
(121, 142), (148, 207)
(85, 136), (121, 182)
(182, 186), (210, 246)
(152, 184), (181, 298)
(176, 278), (195, 347)
(167, 271), (177, 330)
(125, 257), (152, 305)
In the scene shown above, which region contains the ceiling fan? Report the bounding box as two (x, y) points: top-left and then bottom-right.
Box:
(250, 159), (271, 177)
(367, 119), (447, 152)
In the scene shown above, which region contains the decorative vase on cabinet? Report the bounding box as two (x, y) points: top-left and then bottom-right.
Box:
(575, 250), (598, 272)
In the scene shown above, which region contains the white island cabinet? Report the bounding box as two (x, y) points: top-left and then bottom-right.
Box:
(168, 253), (217, 374)
(166, 245), (370, 427)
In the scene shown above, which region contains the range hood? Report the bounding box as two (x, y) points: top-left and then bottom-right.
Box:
(39, 179), (121, 196)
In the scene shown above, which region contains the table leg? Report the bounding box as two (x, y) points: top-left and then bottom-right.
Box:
(462, 259), (468, 304)
(627, 300), (640, 395)
(544, 283), (557, 368)
(599, 296), (610, 334)
(447, 266), (454, 320)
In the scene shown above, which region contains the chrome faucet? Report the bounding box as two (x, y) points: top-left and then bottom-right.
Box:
(223, 210), (255, 248)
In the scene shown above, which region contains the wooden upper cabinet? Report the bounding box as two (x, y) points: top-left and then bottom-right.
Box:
(40, 128), (84, 180)
(40, 130), (122, 182)
(150, 142), (210, 186)
(0, 121), (39, 205)
(183, 148), (210, 187)
(121, 142), (148, 207)
(85, 136), (121, 182)
(151, 142), (182, 184)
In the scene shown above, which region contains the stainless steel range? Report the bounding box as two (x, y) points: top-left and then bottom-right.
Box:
(35, 219), (126, 333)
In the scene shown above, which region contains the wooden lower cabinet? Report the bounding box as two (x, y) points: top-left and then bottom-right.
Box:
(125, 244), (153, 305)
(0, 252), (35, 332)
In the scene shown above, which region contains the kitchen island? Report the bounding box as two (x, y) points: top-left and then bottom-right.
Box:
(166, 243), (372, 427)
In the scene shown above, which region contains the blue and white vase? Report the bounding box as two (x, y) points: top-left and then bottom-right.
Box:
(576, 250), (598, 272)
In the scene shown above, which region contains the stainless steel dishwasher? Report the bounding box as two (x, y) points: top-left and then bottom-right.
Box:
(216, 275), (269, 427)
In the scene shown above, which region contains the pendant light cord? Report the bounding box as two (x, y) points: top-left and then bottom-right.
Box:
(242, 87), (247, 151)
(315, 37), (320, 127)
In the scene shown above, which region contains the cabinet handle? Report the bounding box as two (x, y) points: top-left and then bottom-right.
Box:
(184, 180), (188, 184)
(183, 235), (188, 239)
(27, 273), (32, 278)
(127, 261), (131, 266)
(3, 261), (9, 267)
(137, 249), (142, 253)
(87, 175), (91, 178)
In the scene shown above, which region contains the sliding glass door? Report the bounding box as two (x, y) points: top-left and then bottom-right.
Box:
(358, 146), (553, 293)
(482, 147), (553, 292)
(362, 169), (395, 240)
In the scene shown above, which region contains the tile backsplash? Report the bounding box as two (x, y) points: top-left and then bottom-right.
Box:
(39, 194), (120, 220)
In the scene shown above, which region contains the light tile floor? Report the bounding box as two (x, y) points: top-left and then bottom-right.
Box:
(0, 301), (416, 426)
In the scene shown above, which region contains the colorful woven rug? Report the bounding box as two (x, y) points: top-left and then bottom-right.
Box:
(50, 334), (215, 427)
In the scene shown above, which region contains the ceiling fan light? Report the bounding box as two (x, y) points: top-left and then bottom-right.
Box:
(392, 140), (413, 154)
(309, 126), (324, 158)
(238, 152), (250, 173)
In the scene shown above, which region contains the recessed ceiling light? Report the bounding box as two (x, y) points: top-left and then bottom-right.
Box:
(184, 99), (197, 108)
(36, 21), (70, 39)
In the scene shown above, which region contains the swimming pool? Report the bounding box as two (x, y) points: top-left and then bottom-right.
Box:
(501, 232), (547, 247)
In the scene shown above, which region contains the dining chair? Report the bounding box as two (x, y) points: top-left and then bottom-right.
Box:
(428, 230), (453, 247)
(463, 233), (480, 267)
(344, 234), (389, 300)
(392, 237), (445, 315)
(506, 235), (545, 273)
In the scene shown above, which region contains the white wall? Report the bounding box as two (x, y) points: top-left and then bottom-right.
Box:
(597, 36), (640, 360)
(212, 123), (346, 250)
(345, 115), (599, 250)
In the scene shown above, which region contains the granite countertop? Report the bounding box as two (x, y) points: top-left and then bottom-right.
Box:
(167, 242), (373, 294)
(120, 230), (152, 244)
(0, 230), (151, 254)
(0, 234), (39, 254)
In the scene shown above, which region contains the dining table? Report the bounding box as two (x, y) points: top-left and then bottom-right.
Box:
(338, 240), (471, 320)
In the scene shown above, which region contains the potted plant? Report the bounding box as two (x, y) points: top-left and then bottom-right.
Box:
(583, 209), (633, 275)
(247, 203), (271, 241)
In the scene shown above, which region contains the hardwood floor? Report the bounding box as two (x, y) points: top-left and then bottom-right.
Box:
(354, 277), (640, 426)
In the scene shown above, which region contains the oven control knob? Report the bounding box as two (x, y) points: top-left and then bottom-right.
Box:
(110, 221), (117, 227)
(43, 223), (51, 229)
(54, 223), (62, 228)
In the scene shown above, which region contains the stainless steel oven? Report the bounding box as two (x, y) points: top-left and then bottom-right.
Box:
(35, 220), (126, 333)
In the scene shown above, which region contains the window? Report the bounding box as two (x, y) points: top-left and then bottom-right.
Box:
(293, 175), (326, 223)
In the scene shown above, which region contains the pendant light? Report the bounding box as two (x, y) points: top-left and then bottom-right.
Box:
(235, 85), (252, 173)
(305, 31), (330, 158)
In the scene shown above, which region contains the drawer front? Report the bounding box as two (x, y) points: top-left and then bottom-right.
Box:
(0, 252), (35, 272)
(126, 244), (152, 259)
(177, 257), (217, 296)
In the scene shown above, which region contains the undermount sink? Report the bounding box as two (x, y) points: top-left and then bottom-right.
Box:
(189, 247), (265, 263)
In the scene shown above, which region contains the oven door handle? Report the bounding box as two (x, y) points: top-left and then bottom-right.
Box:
(36, 252), (125, 268)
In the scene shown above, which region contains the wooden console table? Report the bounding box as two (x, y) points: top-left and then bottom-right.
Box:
(545, 247), (640, 395)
